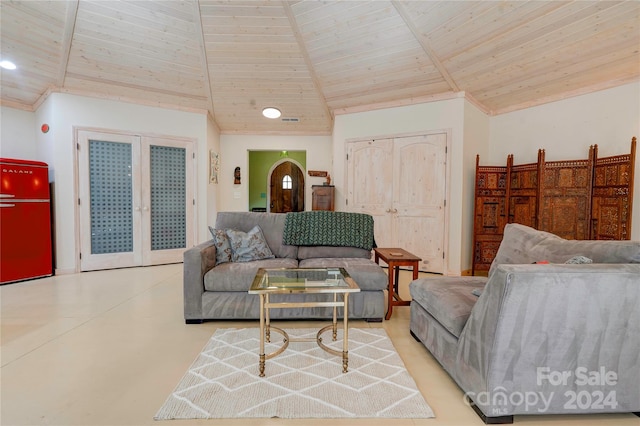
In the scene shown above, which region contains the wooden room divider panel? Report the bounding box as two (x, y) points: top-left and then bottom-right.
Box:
(472, 137), (636, 276)
(472, 163), (508, 274)
(591, 143), (637, 241)
(537, 149), (595, 240)
(508, 157), (539, 229)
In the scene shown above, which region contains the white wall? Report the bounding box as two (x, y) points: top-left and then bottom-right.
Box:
(217, 134), (332, 214)
(32, 93), (211, 273)
(34, 97), (57, 182)
(490, 82), (640, 240)
(0, 106), (38, 161)
(206, 115), (221, 236)
(462, 100), (491, 271)
(332, 97), (470, 275)
(4, 82), (638, 276)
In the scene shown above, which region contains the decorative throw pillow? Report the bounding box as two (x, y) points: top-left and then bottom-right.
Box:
(225, 225), (275, 262)
(208, 226), (232, 264)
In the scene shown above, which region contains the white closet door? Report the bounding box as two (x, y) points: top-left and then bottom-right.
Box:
(77, 130), (194, 272)
(346, 139), (394, 248)
(393, 133), (447, 273)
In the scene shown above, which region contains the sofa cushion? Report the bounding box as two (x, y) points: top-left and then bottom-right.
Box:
(204, 257), (298, 292)
(226, 225), (275, 262)
(298, 258), (387, 291)
(215, 211), (298, 259)
(208, 226), (232, 264)
(490, 223), (640, 276)
(297, 246), (372, 260)
(409, 277), (487, 338)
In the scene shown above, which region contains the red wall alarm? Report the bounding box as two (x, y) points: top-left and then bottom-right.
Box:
(41, 124), (49, 133)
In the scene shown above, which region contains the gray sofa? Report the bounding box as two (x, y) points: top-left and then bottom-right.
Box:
(184, 211), (388, 323)
(410, 223), (640, 423)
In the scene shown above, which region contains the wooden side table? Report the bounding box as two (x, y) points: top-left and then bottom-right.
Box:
(374, 248), (421, 320)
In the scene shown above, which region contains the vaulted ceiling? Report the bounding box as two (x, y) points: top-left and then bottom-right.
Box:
(2, 1), (639, 135)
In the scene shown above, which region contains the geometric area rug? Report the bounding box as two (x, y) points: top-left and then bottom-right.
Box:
(154, 327), (435, 419)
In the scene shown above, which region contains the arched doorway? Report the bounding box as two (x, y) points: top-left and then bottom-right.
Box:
(268, 160), (305, 213)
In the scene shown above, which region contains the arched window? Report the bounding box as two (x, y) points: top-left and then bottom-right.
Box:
(282, 174), (292, 189)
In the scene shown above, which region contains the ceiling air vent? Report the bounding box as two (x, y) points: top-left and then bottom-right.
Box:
(281, 117), (299, 122)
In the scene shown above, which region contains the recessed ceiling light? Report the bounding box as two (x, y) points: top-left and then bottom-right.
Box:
(0, 60), (17, 70)
(262, 107), (281, 119)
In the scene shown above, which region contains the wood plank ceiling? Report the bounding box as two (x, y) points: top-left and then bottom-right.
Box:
(1, 0), (639, 135)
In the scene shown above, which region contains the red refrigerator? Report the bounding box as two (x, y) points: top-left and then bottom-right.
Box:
(1, 158), (53, 284)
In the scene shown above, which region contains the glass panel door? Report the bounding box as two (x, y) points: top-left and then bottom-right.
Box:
(89, 140), (134, 254)
(141, 137), (193, 265)
(78, 131), (193, 271)
(150, 145), (186, 250)
(78, 131), (142, 271)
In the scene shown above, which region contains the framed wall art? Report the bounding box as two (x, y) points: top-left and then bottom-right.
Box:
(209, 150), (219, 184)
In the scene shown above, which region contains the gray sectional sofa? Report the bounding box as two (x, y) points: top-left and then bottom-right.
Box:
(410, 223), (640, 423)
(183, 211), (388, 323)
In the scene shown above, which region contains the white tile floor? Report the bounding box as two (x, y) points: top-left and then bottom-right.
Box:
(1, 264), (637, 426)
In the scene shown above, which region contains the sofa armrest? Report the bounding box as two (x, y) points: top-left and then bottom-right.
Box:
(183, 240), (216, 321)
(456, 263), (640, 415)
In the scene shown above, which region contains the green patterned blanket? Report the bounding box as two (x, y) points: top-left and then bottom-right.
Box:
(282, 211), (375, 251)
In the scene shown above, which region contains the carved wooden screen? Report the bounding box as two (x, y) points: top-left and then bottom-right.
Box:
(591, 141), (636, 240)
(471, 137), (636, 275)
(537, 147), (594, 240)
(508, 156), (539, 229)
(471, 157), (507, 275)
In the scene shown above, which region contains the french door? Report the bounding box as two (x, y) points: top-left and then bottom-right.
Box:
(77, 130), (194, 271)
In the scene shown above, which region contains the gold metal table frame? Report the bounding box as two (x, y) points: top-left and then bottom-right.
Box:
(248, 268), (361, 377)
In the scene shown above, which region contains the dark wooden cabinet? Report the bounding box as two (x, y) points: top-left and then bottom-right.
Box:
(312, 185), (335, 211)
(472, 137), (636, 275)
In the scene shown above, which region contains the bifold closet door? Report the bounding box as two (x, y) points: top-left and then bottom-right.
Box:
(77, 130), (193, 272)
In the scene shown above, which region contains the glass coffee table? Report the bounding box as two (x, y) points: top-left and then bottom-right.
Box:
(248, 268), (360, 377)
